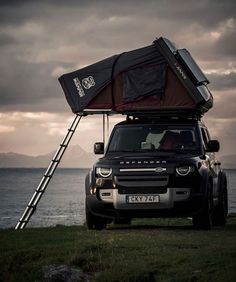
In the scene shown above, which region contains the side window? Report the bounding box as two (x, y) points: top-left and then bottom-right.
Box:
(201, 128), (209, 150)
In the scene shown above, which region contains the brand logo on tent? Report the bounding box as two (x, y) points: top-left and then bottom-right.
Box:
(82, 76), (95, 90)
(73, 77), (85, 97)
(174, 63), (187, 80)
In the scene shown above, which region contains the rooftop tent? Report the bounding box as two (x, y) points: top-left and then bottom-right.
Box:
(59, 37), (213, 116)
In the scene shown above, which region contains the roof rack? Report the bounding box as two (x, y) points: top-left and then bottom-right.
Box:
(77, 108), (202, 118)
(76, 109), (118, 116)
(76, 109), (202, 122)
(123, 109), (202, 120)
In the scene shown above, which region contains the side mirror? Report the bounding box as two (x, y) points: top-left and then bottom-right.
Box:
(94, 142), (104, 154)
(206, 140), (220, 152)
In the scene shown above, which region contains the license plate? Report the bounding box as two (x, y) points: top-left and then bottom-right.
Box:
(126, 195), (160, 204)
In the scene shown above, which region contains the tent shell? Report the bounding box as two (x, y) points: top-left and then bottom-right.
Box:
(59, 37), (213, 118)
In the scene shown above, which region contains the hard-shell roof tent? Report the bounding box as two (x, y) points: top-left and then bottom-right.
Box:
(59, 37), (213, 118)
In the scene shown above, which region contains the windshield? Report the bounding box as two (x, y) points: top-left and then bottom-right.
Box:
(108, 124), (200, 153)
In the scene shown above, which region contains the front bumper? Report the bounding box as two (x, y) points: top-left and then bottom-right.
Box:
(88, 165), (204, 219)
(86, 188), (205, 219)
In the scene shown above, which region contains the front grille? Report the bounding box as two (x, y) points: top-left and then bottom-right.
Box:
(115, 175), (169, 188)
(118, 187), (167, 195)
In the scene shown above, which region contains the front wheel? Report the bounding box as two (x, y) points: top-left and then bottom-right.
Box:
(86, 201), (107, 230)
(192, 183), (213, 230)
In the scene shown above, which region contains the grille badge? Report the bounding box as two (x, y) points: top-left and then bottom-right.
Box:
(155, 167), (167, 173)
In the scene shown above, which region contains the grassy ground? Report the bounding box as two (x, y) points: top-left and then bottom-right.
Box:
(1, 216), (236, 282)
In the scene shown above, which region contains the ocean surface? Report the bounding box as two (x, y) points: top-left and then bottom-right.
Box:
(0, 168), (236, 229)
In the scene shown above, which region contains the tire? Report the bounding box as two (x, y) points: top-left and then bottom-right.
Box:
(193, 183), (213, 230)
(212, 173), (228, 226)
(85, 201), (107, 230)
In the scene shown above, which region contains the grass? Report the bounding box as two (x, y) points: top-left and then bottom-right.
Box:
(1, 216), (236, 281)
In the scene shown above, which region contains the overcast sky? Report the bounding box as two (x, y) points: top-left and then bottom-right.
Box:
(0, 0), (235, 156)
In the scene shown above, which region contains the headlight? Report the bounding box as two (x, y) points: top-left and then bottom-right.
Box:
(96, 167), (112, 178)
(176, 166), (194, 176)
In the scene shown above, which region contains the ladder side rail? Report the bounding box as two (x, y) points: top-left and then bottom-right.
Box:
(16, 128), (76, 229)
(15, 114), (82, 230)
(44, 131), (75, 176)
(16, 185), (49, 230)
(16, 169), (53, 229)
(29, 179), (50, 206)
(43, 115), (81, 176)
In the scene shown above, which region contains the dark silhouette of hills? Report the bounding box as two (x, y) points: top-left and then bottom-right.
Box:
(0, 148), (235, 169)
(0, 145), (98, 168)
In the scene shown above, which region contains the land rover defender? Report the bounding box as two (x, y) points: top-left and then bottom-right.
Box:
(58, 36), (227, 230)
(85, 115), (228, 230)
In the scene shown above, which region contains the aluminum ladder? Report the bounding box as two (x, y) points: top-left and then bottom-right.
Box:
(15, 114), (82, 230)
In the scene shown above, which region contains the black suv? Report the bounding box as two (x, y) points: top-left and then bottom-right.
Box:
(85, 116), (228, 230)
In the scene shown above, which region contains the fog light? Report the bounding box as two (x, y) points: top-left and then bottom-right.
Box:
(90, 187), (97, 195)
(96, 178), (104, 186)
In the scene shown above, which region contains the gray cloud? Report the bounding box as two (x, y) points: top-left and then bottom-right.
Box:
(0, 50), (71, 112)
(214, 28), (236, 58)
(0, 32), (16, 46)
(207, 90), (236, 120)
(0, 0), (235, 27)
(208, 72), (236, 90)
(203, 116), (236, 156)
(0, 1), (235, 113)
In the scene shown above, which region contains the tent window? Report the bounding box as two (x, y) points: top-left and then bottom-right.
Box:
(123, 64), (167, 102)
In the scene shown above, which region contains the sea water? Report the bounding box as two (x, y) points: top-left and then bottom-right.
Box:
(0, 168), (235, 229)
(0, 168), (88, 229)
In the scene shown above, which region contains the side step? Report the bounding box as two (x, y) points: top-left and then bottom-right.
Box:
(15, 114), (82, 230)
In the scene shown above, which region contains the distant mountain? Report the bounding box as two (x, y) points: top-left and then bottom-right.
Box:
(220, 155), (236, 169)
(2, 149), (234, 169)
(0, 145), (98, 168)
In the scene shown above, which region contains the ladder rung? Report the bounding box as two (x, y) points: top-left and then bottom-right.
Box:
(52, 160), (60, 163)
(68, 129), (75, 132)
(27, 204), (36, 209)
(44, 174), (52, 178)
(35, 189), (44, 193)
(60, 144), (68, 148)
